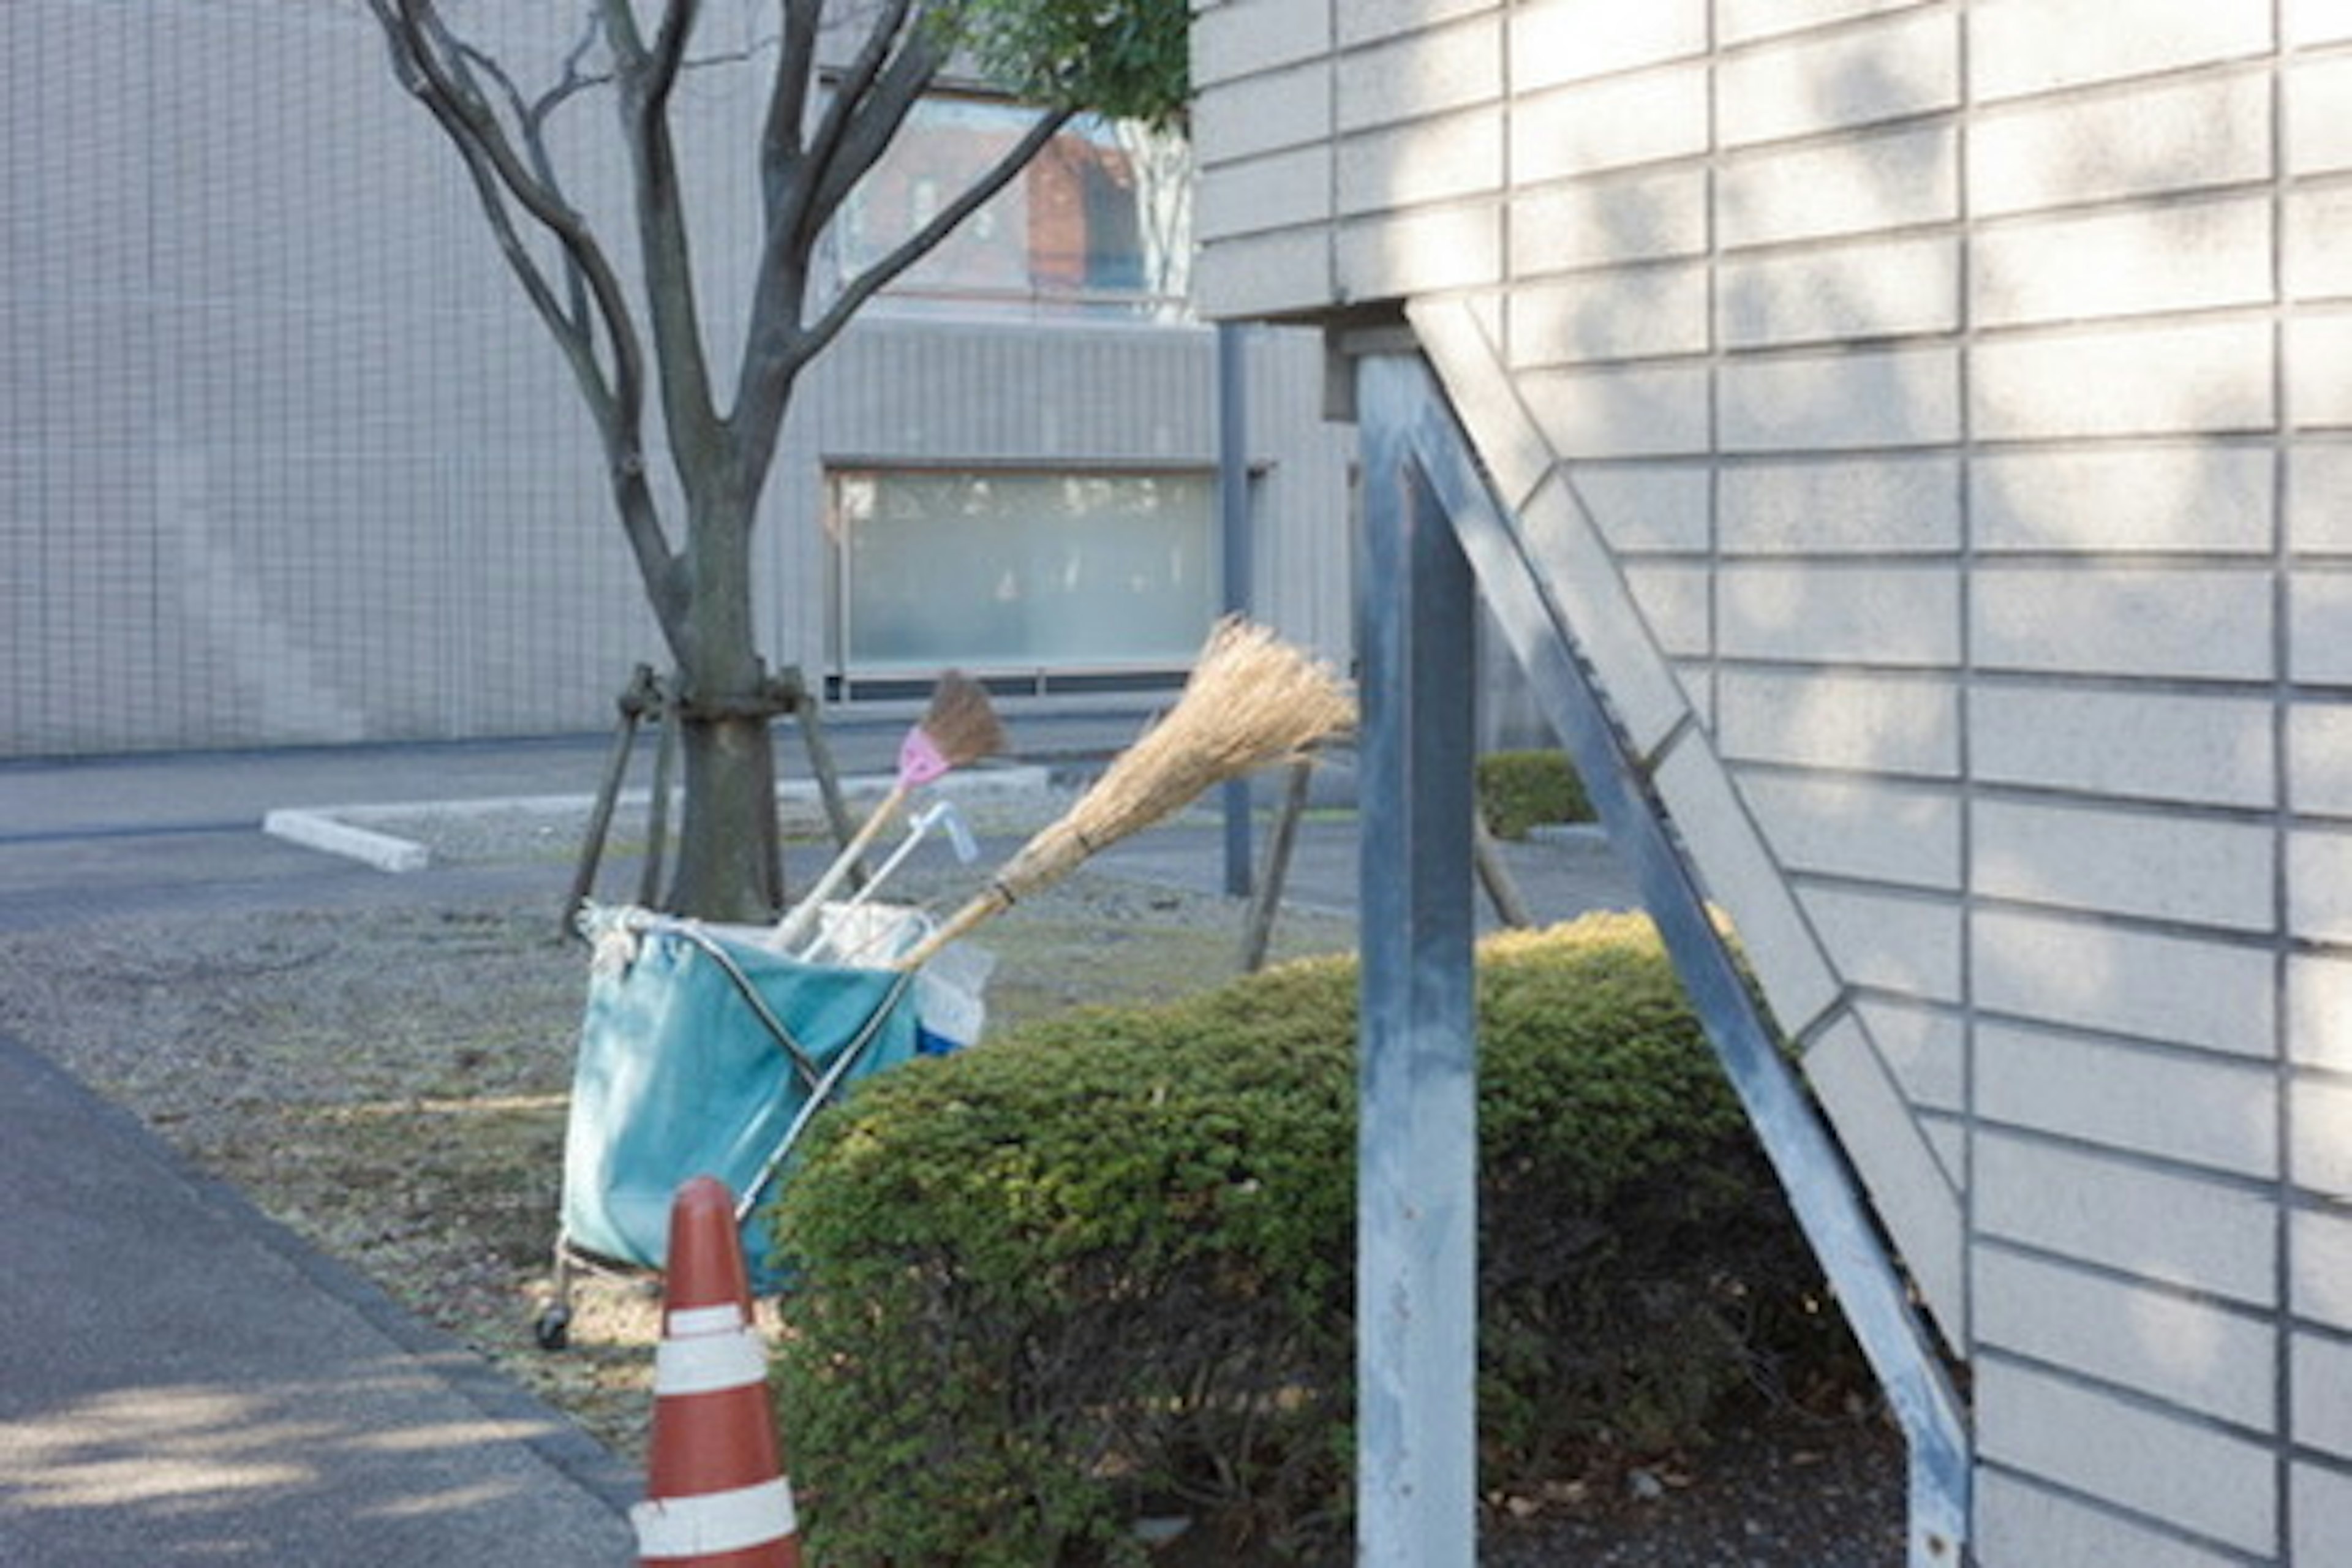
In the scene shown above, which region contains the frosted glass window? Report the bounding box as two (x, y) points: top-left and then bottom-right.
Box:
(832, 470), (1216, 673)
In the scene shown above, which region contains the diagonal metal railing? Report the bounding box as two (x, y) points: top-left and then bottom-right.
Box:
(1354, 352), (1970, 1567)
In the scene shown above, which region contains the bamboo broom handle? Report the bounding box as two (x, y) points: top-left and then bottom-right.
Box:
(894, 886), (1011, 971)
(769, 781), (910, 952)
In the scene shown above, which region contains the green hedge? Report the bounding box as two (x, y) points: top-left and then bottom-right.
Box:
(770, 913), (1843, 1566)
(1475, 750), (1593, 839)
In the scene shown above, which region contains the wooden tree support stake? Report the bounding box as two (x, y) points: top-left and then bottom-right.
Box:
(563, 662), (856, 936)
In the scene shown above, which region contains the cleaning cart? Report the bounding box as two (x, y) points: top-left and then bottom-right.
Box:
(534, 901), (978, 1349)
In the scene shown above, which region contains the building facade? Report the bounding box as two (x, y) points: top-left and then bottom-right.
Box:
(2, 1), (1354, 757)
(1193, 1), (2352, 1562)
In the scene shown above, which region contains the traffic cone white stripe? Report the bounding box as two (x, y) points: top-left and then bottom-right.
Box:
(636, 1176), (801, 1566)
(653, 1326), (769, 1396)
(667, 1302), (744, 1337)
(631, 1476), (799, 1558)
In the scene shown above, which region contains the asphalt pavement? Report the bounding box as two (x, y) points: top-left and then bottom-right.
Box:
(0, 712), (1639, 1564)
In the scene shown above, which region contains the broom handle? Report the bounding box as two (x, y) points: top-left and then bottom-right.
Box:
(769, 781), (910, 952)
(893, 888), (1008, 971)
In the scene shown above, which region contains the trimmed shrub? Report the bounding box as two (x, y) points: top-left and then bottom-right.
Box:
(770, 913), (1841, 1566)
(1476, 749), (1592, 839)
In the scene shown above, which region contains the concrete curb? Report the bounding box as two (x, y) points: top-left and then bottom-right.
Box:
(261, 807), (434, 873)
(263, 765), (1057, 873)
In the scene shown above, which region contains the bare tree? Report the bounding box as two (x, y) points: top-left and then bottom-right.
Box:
(366, 0), (1185, 919)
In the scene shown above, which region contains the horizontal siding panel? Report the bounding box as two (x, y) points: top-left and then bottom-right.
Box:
(1973, 445), (2274, 554)
(1977, 1020), (2279, 1177)
(1718, 668), (1961, 774)
(1973, 796), (2277, 931)
(1973, 564), (2275, 681)
(1977, 1129), (2278, 1305)
(1508, 0), (1707, 89)
(1719, 454), (1962, 554)
(1717, 232), (1961, 349)
(1970, 71), (2272, 217)
(1715, 7), (1960, 148)
(1970, 0), (2273, 102)
(1511, 64), (1711, 182)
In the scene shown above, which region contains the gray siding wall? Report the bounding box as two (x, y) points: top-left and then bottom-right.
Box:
(2, 1), (1352, 757)
(1194, 1), (2352, 1560)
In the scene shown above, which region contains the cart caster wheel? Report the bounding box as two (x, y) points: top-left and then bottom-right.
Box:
(532, 1303), (572, 1352)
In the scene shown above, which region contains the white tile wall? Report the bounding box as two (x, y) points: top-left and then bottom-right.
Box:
(1970, 686), (2275, 809)
(2291, 826), (2352, 943)
(1976, 1357), (2277, 1555)
(1972, 906), (2276, 1059)
(1507, 0), (1706, 88)
(1717, 667), (1962, 774)
(1188, 6), (2352, 1558)
(1717, 122), (1958, 246)
(2292, 1203), (2352, 1330)
(1719, 345), (1962, 451)
(1719, 561), (1960, 666)
(2298, 1465), (2352, 1568)
(2288, 952), (2352, 1070)
(1738, 771), (1962, 888)
(1714, 7), (1960, 146)
(1806, 1014), (1966, 1336)
(2287, 52), (2352, 173)
(1976, 1020), (2278, 1178)
(1717, 233), (1962, 350)
(1718, 454), (1962, 554)
(1972, 564), (2275, 681)
(1855, 997), (1967, 1112)
(2291, 1068), (2352, 1199)
(1798, 883), (1964, 998)
(1969, 72), (2272, 216)
(1510, 64), (1711, 181)
(1972, 445), (2275, 554)
(1335, 15), (1501, 133)
(1972, 796), (2275, 930)
(1508, 165), (1709, 275)
(1969, 0), (2273, 100)
(1974, 1245), (2275, 1428)
(1972, 320), (2276, 440)
(1507, 263), (1711, 367)
(1976, 1130), (2277, 1305)
(1977, 1469), (2255, 1568)
(1971, 196), (2274, 328)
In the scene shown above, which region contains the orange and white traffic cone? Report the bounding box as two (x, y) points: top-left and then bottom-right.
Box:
(631, 1175), (802, 1567)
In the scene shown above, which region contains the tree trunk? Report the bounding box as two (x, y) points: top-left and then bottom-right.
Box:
(662, 481), (782, 924)
(668, 706), (780, 921)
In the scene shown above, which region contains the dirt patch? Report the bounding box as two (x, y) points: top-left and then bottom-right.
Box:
(0, 825), (1359, 1471)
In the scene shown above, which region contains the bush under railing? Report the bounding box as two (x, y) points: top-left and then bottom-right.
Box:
(771, 912), (1861, 1566)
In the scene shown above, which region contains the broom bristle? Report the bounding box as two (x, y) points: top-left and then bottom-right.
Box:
(919, 669), (1006, 768)
(998, 617), (1350, 900)
(895, 620), (1351, 971)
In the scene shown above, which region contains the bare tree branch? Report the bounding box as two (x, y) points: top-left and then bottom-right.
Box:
(368, 0), (684, 635)
(800, 0), (917, 227)
(735, 100), (1074, 467)
(600, 0), (726, 490)
(760, 1), (826, 226)
(448, 19), (605, 342)
(807, 20), (941, 225)
(810, 102), (1074, 356)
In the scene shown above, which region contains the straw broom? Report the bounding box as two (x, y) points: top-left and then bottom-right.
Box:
(768, 671), (1005, 952)
(894, 617), (1354, 970)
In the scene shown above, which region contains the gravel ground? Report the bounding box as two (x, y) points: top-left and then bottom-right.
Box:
(0, 796), (1904, 1564)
